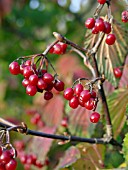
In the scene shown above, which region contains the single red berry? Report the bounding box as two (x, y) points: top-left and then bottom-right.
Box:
(92, 26), (99, 34)
(37, 78), (47, 90)
(95, 18), (105, 32)
(29, 74), (38, 86)
(54, 80), (65, 91)
(85, 18), (95, 29)
(91, 90), (96, 98)
(97, 0), (106, 4)
(49, 46), (54, 53)
(85, 98), (95, 110)
(23, 66), (34, 78)
(22, 79), (29, 88)
(122, 10), (128, 23)
(25, 60), (31, 66)
(79, 98), (85, 107)
(90, 112), (100, 123)
(53, 44), (63, 54)
(69, 96), (79, 109)
(79, 90), (91, 102)
(26, 85), (37, 96)
(44, 91), (53, 100)
(5, 159), (17, 170)
(35, 160), (44, 168)
(74, 84), (83, 97)
(31, 113), (41, 125)
(45, 82), (54, 91)
(63, 88), (74, 100)
(19, 154), (27, 164)
(43, 73), (54, 84)
(104, 21), (111, 34)
(0, 150), (11, 164)
(113, 67), (122, 78)
(9, 62), (20, 75)
(105, 34), (116, 45)
(59, 42), (67, 53)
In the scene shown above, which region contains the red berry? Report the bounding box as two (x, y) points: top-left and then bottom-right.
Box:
(79, 98), (85, 107)
(5, 159), (17, 170)
(104, 22), (111, 34)
(95, 18), (105, 32)
(31, 113), (41, 125)
(9, 62), (20, 75)
(92, 26), (99, 34)
(90, 112), (100, 123)
(37, 78), (47, 90)
(20, 154), (27, 164)
(45, 82), (54, 91)
(69, 96), (79, 109)
(79, 90), (91, 102)
(53, 44), (62, 54)
(29, 74), (38, 86)
(113, 67), (122, 78)
(35, 160), (44, 168)
(97, 0), (106, 4)
(74, 84), (83, 97)
(23, 66), (34, 78)
(44, 91), (53, 100)
(25, 60), (31, 66)
(85, 18), (95, 29)
(0, 147), (2, 156)
(59, 42), (67, 53)
(63, 88), (74, 100)
(0, 164), (5, 170)
(105, 34), (116, 45)
(91, 90), (96, 98)
(85, 98), (95, 110)
(43, 73), (54, 84)
(26, 85), (37, 96)
(54, 80), (65, 91)
(49, 47), (54, 53)
(122, 10), (128, 23)
(22, 79), (29, 88)
(0, 150), (11, 164)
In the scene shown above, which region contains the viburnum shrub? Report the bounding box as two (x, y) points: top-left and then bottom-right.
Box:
(1, 0), (128, 169)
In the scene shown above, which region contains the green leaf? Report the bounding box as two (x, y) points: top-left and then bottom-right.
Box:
(123, 133), (128, 166)
(107, 88), (128, 138)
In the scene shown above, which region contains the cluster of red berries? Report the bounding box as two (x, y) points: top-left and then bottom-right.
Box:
(63, 84), (100, 123)
(49, 42), (67, 55)
(113, 67), (122, 78)
(14, 140), (49, 170)
(97, 0), (106, 4)
(122, 10), (128, 23)
(85, 17), (116, 45)
(9, 60), (64, 100)
(0, 147), (17, 170)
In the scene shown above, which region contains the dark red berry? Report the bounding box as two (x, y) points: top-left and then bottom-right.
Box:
(105, 34), (116, 45)
(91, 90), (96, 98)
(113, 67), (122, 78)
(79, 98), (85, 107)
(35, 160), (44, 168)
(0, 150), (11, 164)
(29, 74), (38, 86)
(54, 80), (65, 91)
(37, 78), (47, 90)
(90, 112), (100, 123)
(85, 98), (95, 110)
(25, 60), (31, 66)
(95, 18), (105, 32)
(22, 79), (29, 88)
(85, 18), (95, 29)
(45, 82), (54, 91)
(53, 44), (62, 54)
(122, 10), (128, 23)
(104, 21), (111, 34)
(9, 62), (20, 75)
(74, 84), (83, 97)
(26, 85), (37, 96)
(0, 147), (2, 156)
(44, 91), (53, 100)
(59, 42), (67, 53)
(92, 26), (99, 34)
(79, 90), (91, 102)
(69, 96), (79, 109)
(23, 66), (34, 78)
(0, 164), (5, 170)
(63, 88), (74, 100)
(97, 0), (106, 4)
(5, 159), (17, 170)
(43, 73), (54, 84)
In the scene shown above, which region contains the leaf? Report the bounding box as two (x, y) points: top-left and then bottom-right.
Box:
(107, 88), (128, 138)
(84, 20), (128, 87)
(72, 144), (105, 170)
(123, 133), (128, 166)
(54, 146), (81, 170)
(28, 126), (56, 162)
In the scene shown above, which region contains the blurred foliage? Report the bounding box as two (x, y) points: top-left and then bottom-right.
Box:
(0, 0), (128, 170)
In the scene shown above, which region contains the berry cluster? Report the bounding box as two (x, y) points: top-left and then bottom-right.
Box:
(113, 67), (122, 78)
(14, 140), (49, 170)
(9, 59), (64, 100)
(85, 17), (116, 45)
(122, 10), (128, 23)
(49, 42), (67, 55)
(0, 147), (17, 170)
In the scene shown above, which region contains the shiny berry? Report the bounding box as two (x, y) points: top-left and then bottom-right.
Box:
(53, 44), (62, 54)
(97, 0), (106, 4)
(122, 10), (128, 23)
(79, 90), (91, 102)
(5, 159), (17, 170)
(105, 34), (116, 45)
(22, 79), (29, 88)
(59, 42), (67, 53)
(95, 18), (105, 32)
(26, 85), (37, 96)
(63, 88), (74, 100)
(37, 78), (47, 90)
(44, 91), (53, 100)
(85, 98), (95, 110)
(45, 82), (54, 91)
(43, 73), (54, 84)
(54, 80), (65, 91)
(69, 96), (79, 109)
(23, 66), (34, 78)
(74, 84), (83, 97)
(29, 74), (38, 86)
(92, 27), (99, 34)
(113, 67), (122, 78)
(90, 112), (100, 123)
(104, 21), (111, 34)
(85, 18), (95, 29)
(9, 62), (20, 75)
(0, 150), (11, 164)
